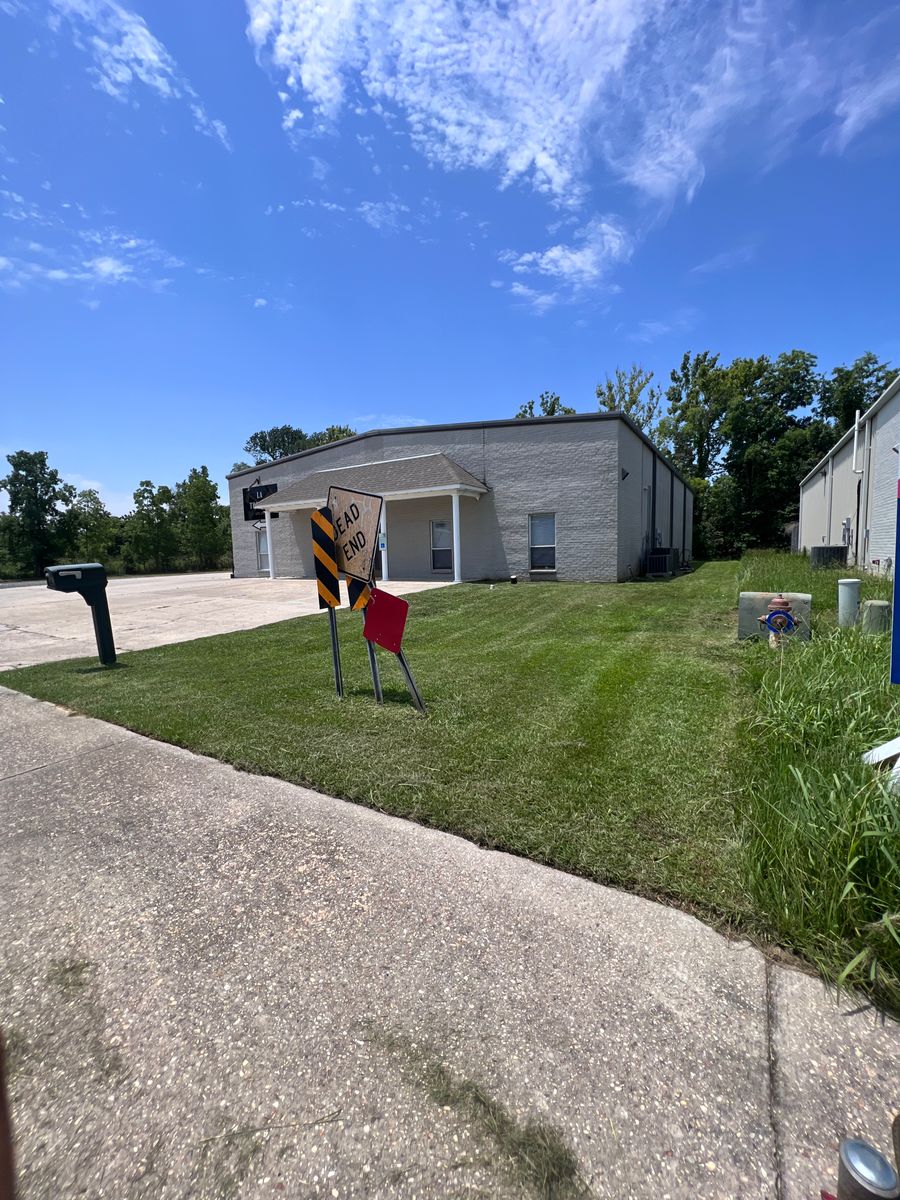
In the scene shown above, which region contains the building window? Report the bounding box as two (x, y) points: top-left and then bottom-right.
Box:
(256, 527), (270, 574)
(529, 513), (556, 570)
(431, 520), (453, 571)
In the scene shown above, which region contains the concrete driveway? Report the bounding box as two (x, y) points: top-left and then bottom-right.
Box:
(1, 687), (897, 1200)
(0, 574), (452, 670)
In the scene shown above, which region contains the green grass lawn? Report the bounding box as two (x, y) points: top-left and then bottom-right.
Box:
(3, 557), (898, 1009)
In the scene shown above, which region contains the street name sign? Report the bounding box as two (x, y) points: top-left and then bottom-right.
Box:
(327, 485), (383, 583)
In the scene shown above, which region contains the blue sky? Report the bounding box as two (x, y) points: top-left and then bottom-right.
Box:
(2, 0), (899, 513)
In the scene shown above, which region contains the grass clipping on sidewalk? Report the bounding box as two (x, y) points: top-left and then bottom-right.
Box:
(2, 555), (899, 1010)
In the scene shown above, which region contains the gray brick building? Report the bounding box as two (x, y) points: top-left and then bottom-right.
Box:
(228, 413), (693, 583)
(798, 371), (900, 568)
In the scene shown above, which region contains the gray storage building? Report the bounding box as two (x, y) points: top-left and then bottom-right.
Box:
(227, 413), (693, 583)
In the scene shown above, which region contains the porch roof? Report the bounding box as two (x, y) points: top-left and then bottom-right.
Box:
(258, 452), (488, 512)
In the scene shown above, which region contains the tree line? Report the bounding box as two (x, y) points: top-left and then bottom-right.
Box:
(0, 452), (232, 579)
(517, 349), (894, 558)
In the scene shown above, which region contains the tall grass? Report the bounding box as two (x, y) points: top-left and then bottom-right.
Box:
(739, 627), (900, 1009)
(736, 548), (892, 623)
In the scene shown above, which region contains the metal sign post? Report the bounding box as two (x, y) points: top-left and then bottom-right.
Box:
(892, 447), (900, 685)
(346, 576), (381, 704)
(363, 587), (426, 713)
(311, 506), (344, 699)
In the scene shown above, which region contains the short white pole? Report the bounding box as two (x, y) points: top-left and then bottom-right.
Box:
(838, 578), (860, 627)
(265, 509), (276, 579)
(451, 491), (461, 584)
(379, 504), (389, 582)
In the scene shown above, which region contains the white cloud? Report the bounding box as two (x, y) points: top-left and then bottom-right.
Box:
(253, 296), (268, 307)
(508, 282), (558, 316)
(357, 198), (410, 233)
(501, 216), (632, 291)
(245, 0), (895, 209)
(282, 106), (304, 131)
(45, 0), (231, 149)
(84, 254), (131, 281)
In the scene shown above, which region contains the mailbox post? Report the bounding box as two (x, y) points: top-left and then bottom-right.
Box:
(45, 563), (117, 666)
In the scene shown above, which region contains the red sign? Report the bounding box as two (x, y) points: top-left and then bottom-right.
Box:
(363, 588), (409, 654)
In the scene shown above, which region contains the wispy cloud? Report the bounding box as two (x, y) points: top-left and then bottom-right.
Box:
(39, 0), (230, 148)
(0, 200), (184, 295)
(827, 53), (900, 152)
(350, 413), (428, 429)
(629, 307), (699, 344)
(245, 0), (899, 210)
(690, 244), (756, 276)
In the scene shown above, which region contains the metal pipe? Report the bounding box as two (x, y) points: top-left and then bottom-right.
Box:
(859, 418), (872, 568)
(853, 408), (862, 473)
(838, 579), (861, 627)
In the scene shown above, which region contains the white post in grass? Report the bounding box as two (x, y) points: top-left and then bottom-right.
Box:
(379, 503), (389, 582)
(451, 491), (461, 584)
(265, 509), (276, 579)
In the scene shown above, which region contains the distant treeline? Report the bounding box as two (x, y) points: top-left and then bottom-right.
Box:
(0, 452), (232, 580)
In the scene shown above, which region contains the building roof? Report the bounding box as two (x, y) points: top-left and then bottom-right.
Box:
(257, 452), (488, 511)
(228, 410), (693, 492)
(799, 371), (900, 487)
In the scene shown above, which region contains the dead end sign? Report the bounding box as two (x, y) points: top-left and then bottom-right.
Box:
(326, 486), (383, 583)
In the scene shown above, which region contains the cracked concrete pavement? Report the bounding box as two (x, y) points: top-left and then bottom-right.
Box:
(1, 686), (897, 1198)
(0, 573), (452, 670)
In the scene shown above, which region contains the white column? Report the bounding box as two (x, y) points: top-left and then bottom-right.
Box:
(451, 491), (461, 583)
(265, 509), (276, 579)
(379, 503), (389, 582)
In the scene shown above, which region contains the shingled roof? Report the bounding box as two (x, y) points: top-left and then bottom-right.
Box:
(258, 453), (488, 510)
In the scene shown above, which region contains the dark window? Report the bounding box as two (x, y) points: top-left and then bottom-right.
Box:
(529, 513), (556, 570)
(431, 520), (453, 571)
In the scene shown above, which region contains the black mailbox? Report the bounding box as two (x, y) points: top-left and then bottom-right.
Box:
(45, 563), (117, 666)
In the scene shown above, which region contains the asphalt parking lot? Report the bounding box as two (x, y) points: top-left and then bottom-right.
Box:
(0, 573), (451, 669)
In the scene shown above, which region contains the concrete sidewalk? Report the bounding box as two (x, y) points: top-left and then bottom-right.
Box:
(0, 573), (451, 669)
(1, 687), (897, 1199)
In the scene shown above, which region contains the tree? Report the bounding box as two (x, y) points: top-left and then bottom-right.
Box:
(306, 424), (357, 448)
(173, 466), (226, 570)
(515, 391), (575, 418)
(657, 351), (732, 480)
(124, 481), (178, 572)
(231, 460), (253, 474)
(719, 351), (833, 551)
(61, 489), (119, 564)
(596, 365), (662, 434)
(0, 450), (75, 577)
(818, 352), (895, 434)
(243, 424), (356, 463)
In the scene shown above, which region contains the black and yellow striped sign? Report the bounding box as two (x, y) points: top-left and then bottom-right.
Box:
(311, 506), (341, 609)
(347, 577), (372, 611)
